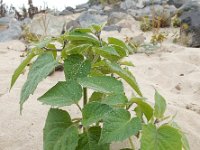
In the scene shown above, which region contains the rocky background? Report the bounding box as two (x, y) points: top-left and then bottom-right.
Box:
(0, 0), (200, 47)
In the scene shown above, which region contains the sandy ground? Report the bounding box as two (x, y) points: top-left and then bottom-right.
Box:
(0, 21), (200, 149)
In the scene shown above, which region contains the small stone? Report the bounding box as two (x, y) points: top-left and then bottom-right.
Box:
(175, 84), (181, 91)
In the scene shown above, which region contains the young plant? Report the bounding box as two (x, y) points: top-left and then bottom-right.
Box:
(171, 14), (181, 28)
(140, 16), (152, 32)
(151, 32), (167, 45)
(11, 24), (189, 150)
(21, 25), (40, 43)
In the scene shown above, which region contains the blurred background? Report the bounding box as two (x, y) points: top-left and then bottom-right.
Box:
(5, 0), (89, 10)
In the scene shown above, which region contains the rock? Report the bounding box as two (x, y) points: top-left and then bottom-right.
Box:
(107, 12), (128, 25)
(175, 84), (181, 91)
(65, 6), (75, 12)
(120, 0), (137, 10)
(77, 11), (108, 27)
(121, 0), (168, 10)
(180, 11), (200, 47)
(65, 20), (81, 31)
(116, 16), (137, 30)
(91, 5), (103, 11)
(0, 17), (11, 25)
(30, 14), (66, 36)
(87, 8), (97, 13)
(144, 0), (168, 6)
(128, 4), (177, 26)
(178, 0), (200, 14)
(59, 6), (74, 16)
(136, 0), (145, 9)
(0, 17), (22, 42)
(168, 0), (188, 8)
(103, 25), (122, 32)
(59, 9), (73, 16)
(88, 5), (104, 15)
(76, 3), (90, 10)
(74, 2), (90, 13)
(128, 4), (163, 19)
(127, 9), (138, 19)
(74, 8), (87, 13)
(130, 34), (146, 46)
(168, 5), (177, 16)
(104, 6), (113, 12)
(21, 18), (32, 26)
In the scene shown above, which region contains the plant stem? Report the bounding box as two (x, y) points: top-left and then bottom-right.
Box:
(83, 88), (87, 106)
(129, 137), (135, 150)
(83, 88), (88, 133)
(76, 103), (82, 112)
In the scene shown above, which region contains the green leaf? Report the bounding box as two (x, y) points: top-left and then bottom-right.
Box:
(154, 90), (167, 119)
(44, 108), (79, 150)
(82, 102), (112, 127)
(73, 28), (93, 33)
(141, 124), (182, 150)
(62, 44), (92, 56)
(64, 54), (91, 80)
(91, 24), (104, 33)
(46, 43), (57, 59)
(92, 60), (112, 75)
(38, 81), (82, 107)
(65, 32), (100, 46)
(108, 37), (127, 49)
(134, 106), (143, 120)
(110, 44), (127, 57)
(170, 122), (190, 150)
(10, 52), (35, 90)
(101, 94), (128, 107)
(89, 92), (105, 102)
(129, 97), (153, 121)
(78, 76), (124, 94)
(106, 61), (142, 96)
(76, 127), (109, 150)
(20, 53), (59, 112)
(181, 132), (190, 150)
(119, 60), (135, 67)
(99, 109), (142, 144)
(108, 37), (129, 54)
(34, 37), (52, 48)
(93, 46), (120, 61)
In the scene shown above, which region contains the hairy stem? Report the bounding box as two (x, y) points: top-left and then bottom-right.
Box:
(129, 137), (135, 150)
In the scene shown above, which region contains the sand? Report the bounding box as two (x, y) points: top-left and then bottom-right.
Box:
(0, 22), (200, 149)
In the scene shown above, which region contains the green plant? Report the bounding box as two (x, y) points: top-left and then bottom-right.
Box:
(151, 32), (167, 45)
(11, 24), (189, 150)
(140, 2), (171, 32)
(171, 14), (181, 28)
(21, 25), (40, 43)
(140, 16), (152, 32)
